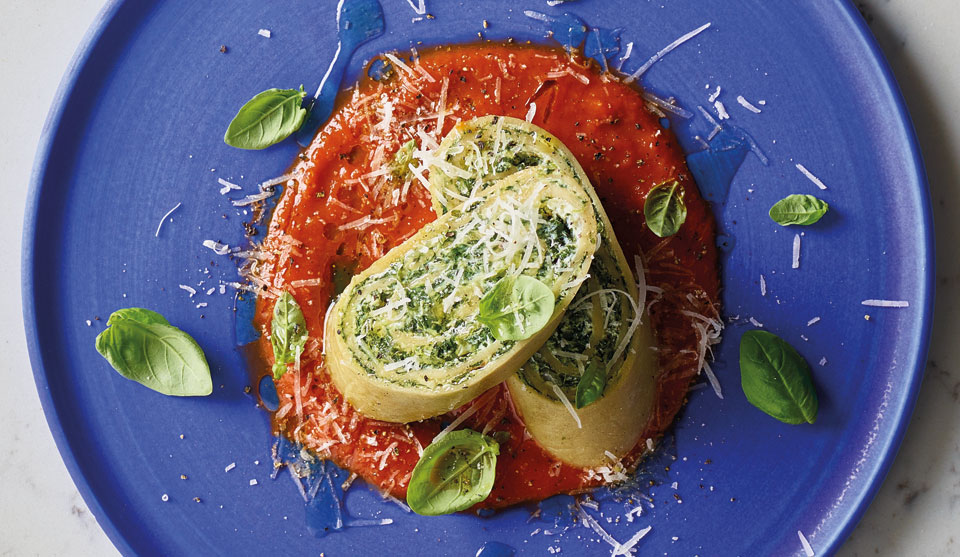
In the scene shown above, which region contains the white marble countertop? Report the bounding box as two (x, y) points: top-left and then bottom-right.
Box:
(1, 1), (957, 555)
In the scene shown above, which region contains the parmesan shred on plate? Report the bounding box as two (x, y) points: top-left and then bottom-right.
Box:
(795, 163), (828, 190)
(798, 530), (815, 556)
(736, 95), (762, 113)
(154, 202), (181, 237)
(861, 299), (910, 308)
(792, 234), (801, 269)
(624, 22), (712, 83)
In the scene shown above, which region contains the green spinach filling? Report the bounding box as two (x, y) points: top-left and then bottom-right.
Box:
(340, 193), (585, 389)
(517, 246), (633, 401)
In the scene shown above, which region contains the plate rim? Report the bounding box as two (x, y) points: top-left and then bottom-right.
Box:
(21, 1), (935, 555)
(22, 0), (138, 554)
(811, 0), (935, 552)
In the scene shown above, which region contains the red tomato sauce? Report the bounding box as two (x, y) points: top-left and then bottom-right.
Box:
(252, 43), (720, 509)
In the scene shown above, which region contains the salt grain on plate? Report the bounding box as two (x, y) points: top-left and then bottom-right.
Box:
(257, 29), (271, 38)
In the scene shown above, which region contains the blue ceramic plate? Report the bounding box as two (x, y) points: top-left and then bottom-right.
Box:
(25, 1), (932, 555)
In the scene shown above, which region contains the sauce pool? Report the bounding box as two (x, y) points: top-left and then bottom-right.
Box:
(252, 43), (719, 509)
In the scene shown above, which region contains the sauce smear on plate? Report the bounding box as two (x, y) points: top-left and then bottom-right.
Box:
(252, 43), (719, 508)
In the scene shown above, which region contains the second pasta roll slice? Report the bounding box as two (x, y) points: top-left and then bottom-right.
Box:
(427, 116), (659, 467)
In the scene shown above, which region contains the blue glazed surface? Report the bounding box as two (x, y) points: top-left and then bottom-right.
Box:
(24, 1), (932, 556)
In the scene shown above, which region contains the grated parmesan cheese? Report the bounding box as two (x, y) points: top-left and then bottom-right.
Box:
(792, 234), (801, 269)
(202, 239), (231, 255)
(613, 525), (652, 555)
(861, 299), (909, 308)
(616, 41), (634, 71)
(576, 502), (621, 550)
(404, 0), (426, 15)
(154, 202), (182, 238)
(643, 90), (693, 118)
(795, 163), (828, 190)
(708, 85), (721, 103)
(736, 95), (762, 113)
(551, 383), (582, 429)
(625, 22), (712, 83)
(217, 177), (241, 195)
(798, 530), (815, 556)
(714, 100), (730, 120)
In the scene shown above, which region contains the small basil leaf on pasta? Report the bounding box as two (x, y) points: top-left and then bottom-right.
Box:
(478, 275), (555, 341)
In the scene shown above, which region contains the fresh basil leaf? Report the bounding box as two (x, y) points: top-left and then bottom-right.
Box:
(224, 86), (308, 150)
(768, 194), (829, 226)
(95, 308), (212, 396)
(643, 180), (687, 238)
(478, 275), (555, 341)
(575, 361), (607, 408)
(739, 329), (818, 424)
(271, 291), (308, 379)
(406, 429), (499, 515)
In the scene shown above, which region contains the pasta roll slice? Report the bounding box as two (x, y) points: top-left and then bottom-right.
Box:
(326, 168), (599, 422)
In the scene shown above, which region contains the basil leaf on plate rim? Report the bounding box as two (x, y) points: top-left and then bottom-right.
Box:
(406, 429), (500, 515)
(478, 274), (556, 342)
(643, 179), (687, 238)
(94, 308), (212, 396)
(769, 194), (829, 226)
(271, 291), (308, 380)
(739, 329), (818, 424)
(224, 86), (308, 150)
(575, 361), (607, 409)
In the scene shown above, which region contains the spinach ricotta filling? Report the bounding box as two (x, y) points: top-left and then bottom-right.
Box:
(516, 244), (631, 401)
(326, 168), (599, 422)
